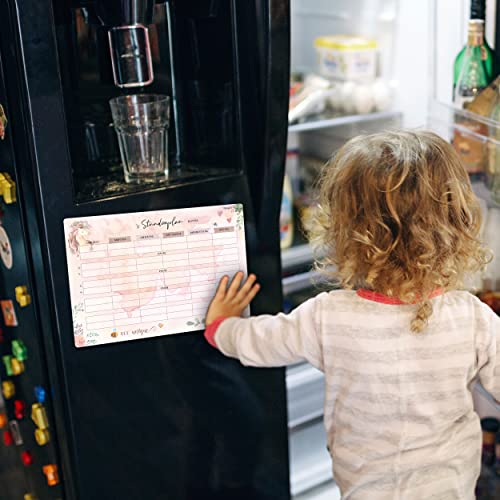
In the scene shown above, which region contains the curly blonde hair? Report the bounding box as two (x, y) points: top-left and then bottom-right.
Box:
(309, 130), (490, 332)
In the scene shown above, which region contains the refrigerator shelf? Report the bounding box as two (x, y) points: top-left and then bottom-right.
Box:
(282, 269), (326, 295)
(288, 110), (402, 133)
(282, 244), (314, 271)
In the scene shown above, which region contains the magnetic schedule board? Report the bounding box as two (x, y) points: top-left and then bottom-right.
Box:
(64, 204), (246, 348)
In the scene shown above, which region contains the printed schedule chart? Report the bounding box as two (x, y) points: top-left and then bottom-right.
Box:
(64, 204), (247, 348)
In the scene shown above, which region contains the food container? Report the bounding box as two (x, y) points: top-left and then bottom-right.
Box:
(495, 432), (500, 476)
(481, 417), (499, 466)
(314, 35), (377, 81)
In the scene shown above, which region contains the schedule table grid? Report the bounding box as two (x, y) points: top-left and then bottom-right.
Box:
(65, 204), (246, 347)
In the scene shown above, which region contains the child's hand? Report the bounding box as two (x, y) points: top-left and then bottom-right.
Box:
(206, 272), (260, 325)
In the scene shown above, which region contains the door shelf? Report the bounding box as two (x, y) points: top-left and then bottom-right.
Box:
(293, 480), (341, 500)
(289, 420), (332, 496)
(287, 363), (325, 429)
(288, 110), (402, 133)
(428, 99), (500, 209)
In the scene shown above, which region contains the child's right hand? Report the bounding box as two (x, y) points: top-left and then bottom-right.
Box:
(205, 272), (260, 325)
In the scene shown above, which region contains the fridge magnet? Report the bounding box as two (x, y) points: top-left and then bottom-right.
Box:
(0, 105), (6, 140)
(1, 300), (17, 326)
(63, 204), (247, 348)
(0, 226), (13, 269)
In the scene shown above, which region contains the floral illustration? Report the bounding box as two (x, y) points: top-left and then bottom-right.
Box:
(67, 221), (91, 256)
(186, 317), (204, 328)
(234, 204), (244, 231)
(75, 336), (86, 347)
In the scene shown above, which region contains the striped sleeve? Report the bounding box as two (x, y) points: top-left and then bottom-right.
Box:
(476, 304), (500, 402)
(210, 294), (325, 370)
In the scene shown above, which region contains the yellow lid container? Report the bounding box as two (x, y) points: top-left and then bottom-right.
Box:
(314, 35), (378, 81)
(314, 35), (377, 51)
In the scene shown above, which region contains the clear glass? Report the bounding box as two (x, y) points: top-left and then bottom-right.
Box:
(109, 94), (170, 184)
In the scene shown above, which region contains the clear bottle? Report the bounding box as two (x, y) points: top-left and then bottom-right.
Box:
(453, 20), (490, 108)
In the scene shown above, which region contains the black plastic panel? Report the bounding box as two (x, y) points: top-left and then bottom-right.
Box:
(0, 0), (291, 498)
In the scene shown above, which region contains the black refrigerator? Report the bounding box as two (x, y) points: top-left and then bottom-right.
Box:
(0, 1), (291, 499)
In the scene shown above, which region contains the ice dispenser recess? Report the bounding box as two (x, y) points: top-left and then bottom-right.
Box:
(57, 0), (241, 202)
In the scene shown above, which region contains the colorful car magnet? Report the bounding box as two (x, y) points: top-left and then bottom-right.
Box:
(0, 226), (12, 269)
(0, 105), (6, 140)
(1, 300), (17, 326)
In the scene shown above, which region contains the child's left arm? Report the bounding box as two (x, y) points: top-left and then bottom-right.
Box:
(204, 272), (323, 369)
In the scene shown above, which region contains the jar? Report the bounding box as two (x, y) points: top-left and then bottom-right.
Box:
(314, 35), (377, 81)
(481, 417), (499, 466)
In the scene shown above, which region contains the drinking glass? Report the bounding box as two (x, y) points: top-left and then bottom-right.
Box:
(110, 94), (170, 184)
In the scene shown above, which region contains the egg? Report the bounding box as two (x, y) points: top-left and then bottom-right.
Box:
(340, 81), (357, 114)
(372, 79), (392, 111)
(352, 84), (375, 114)
(327, 82), (343, 111)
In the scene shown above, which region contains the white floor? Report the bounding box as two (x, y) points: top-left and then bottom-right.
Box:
(295, 481), (341, 500)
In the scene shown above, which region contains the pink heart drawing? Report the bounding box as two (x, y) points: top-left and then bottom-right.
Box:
(226, 217), (232, 223)
(217, 210), (223, 216)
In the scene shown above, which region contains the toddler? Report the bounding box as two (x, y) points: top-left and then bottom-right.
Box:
(204, 130), (498, 499)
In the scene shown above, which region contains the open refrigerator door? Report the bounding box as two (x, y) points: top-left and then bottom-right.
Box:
(285, 1), (500, 498)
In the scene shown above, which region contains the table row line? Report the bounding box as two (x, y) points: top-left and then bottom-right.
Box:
(81, 278), (231, 298)
(86, 308), (206, 329)
(80, 259), (240, 279)
(82, 269), (234, 287)
(80, 247), (239, 270)
(84, 291), (211, 308)
(80, 229), (236, 249)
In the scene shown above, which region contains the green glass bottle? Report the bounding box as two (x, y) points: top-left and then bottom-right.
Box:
(454, 0), (497, 91)
(453, 20), (490, 108)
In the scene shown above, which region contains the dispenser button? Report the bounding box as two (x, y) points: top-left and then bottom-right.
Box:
(2, 355), (13, 376)
(0, 173), (16, 204)
(31, 403), (49, 429)
(42, 464), (59, 486)
(35, 428), (50, 446)
(24, 494), (38, 500)
(14, 400), (26, 419)
(0, 412), (7, 428)
(2, 429), (13, 445)
(34, 386), (46, 404)
(2, 380), (15, 399)
(11, 358), (24, 375)
(15, 286), (31, 307)
(21, 451), (34, 466)
(12, 340), (27, 361)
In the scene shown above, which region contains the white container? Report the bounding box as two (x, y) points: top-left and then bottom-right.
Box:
(314, 35), (377, 81)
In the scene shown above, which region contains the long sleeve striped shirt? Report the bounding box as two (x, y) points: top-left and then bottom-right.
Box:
(205, 289), (500, 499)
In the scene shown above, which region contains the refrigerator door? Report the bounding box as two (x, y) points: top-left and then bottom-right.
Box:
(0, 5), (64, 498)
(1, 1), (291, 500)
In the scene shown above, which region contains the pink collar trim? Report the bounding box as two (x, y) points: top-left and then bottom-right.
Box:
(356, 288), (444, 305)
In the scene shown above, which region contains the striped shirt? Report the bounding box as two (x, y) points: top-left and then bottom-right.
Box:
(207, 289), (500, 499)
